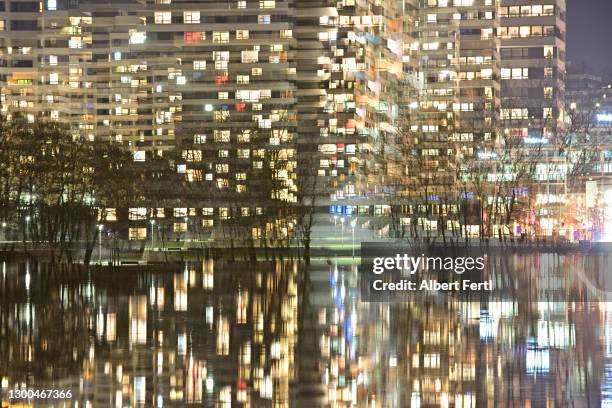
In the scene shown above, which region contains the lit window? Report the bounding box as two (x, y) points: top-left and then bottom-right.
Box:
(544, 87), (553, 99)
(237, 1), (246, 8)
(133, 151), (146, 162)
(258, 15), (271, 24)
(213, 31), (230, 44)
(481, 28), (493, 39)
(519, 26), (530, 38)
(47, 0), (57, 10)
(214, 130), (231, 142)
(69, 37), (82, 49)
(241, 50), (258, 63)
(236, 30), (249, 39)
(193, 60), (206, 70)
(129, 207), (147, 220)
(543, 5), (554, 15)
(49, 72), (59, 84)
(184, 31), (205, 43)
(129, 228), (147, 240)
(129, 31), (146, 44)
(544, 108), (553, 118)
(183, 11), (200, 24)
(259, 0), (275, 8)
(0, 20), (4, 31)
(544, 46), (554, 59)
(280, 29), (292, 39)
(154, 11), (171, 24)
(49, 55), (58, 65)
(544, 67), (553, 78)
(237, 75), (249, 84)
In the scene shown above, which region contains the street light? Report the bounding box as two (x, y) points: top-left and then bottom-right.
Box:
(98, 224), (104, 265)
(1, 221), (6, 242)
(351, 219), (357, 259)
(150, 219), (156, 248)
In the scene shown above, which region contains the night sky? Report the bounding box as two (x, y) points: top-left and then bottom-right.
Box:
(567, 0), (612, 74)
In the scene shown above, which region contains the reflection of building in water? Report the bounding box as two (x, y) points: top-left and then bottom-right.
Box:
(0, 260), (298, 407)
(1, 255), (610, 406)
(314, 253), (604, 407)
(602, 305), (612, 405)
(129, 295), (147, 346)
(0, 262), (93, 384)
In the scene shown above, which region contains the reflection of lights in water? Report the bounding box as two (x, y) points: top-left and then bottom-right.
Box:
(345, 314), (353, 342)
(526, 338), (550, 375)
(115, 390), (122, 407)
(602, 308), (612, 405)
(537, 320), (575, 349)
(260, 376), (273, 399)
(479, 311), (498, 340)
(178, 332), (187, 356)
(96, 311), (104, 338)
(488, 300), (517, 318)
(205, 377), (214, 393)
(157, 351), (163, 375)
(134, 377), (146, 405)
(411, 392), (421, 408)
(271, 341), (281, 359)
(456, 393), (475, 408)
(129, 296), (147, 345)
(206, 306), (213, 325)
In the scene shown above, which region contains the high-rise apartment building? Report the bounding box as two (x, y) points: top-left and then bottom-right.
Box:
(1, 0), (411, 197)
(499, 0), (566, 142)
(0, 0), (569, 238)
(498, 0), (567, 233)
(413, 0), (500, 196)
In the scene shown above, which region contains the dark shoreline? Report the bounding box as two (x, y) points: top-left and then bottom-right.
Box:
(1, 238), (611, 265)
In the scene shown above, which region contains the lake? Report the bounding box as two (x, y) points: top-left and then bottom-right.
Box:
(1, 251), (611, 407)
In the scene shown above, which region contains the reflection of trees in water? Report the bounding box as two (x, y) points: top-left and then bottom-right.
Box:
(1, 254), (609, 405)
(343, 252), (608, 406)
(1, 260), (300, 406)
(0, 262), (93, 383)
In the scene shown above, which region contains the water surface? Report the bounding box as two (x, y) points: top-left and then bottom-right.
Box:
(1, 252), (611, 407)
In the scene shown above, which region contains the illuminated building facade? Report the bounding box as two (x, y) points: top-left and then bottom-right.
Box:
(414, 0), (500, 194)
(0, 0), (413, 210)
(499, 0), (567, 234)
(0, 0), (574, 239)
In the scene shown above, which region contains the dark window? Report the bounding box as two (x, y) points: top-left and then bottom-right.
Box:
(9, 1), (38, 12)
(10, 20), (38, 30)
